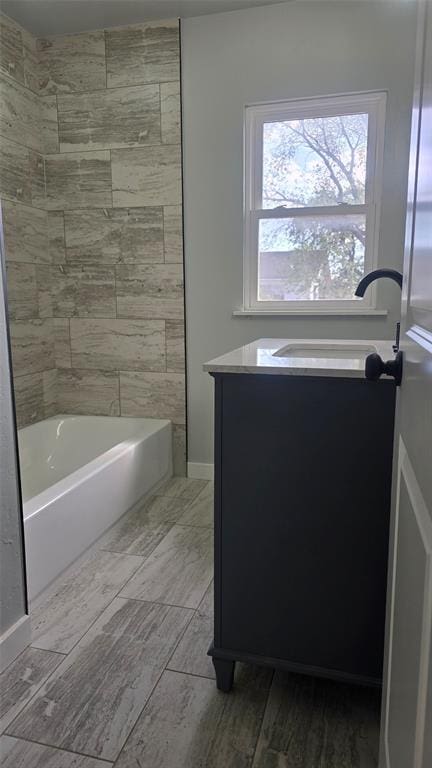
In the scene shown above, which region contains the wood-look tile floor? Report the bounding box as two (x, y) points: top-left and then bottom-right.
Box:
(0, 478), (381, 767)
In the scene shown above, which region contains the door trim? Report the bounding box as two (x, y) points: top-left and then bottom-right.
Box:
(384, 437), (432, 768)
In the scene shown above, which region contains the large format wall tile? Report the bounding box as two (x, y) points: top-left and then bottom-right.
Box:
(13, 370), (45, 427)
(112, 145), (181, 207)
(163, 204), (183, 263)
(0, 647), (63, 733)
(22, 27), (41, 93)
(53, 318), (71, 367)
(9, 319), (55, 375)
(10, 598), (193, 761)
(120, 524), (213, 607)
(0, 136), (36, 204)
(47, 211), (66, 263)
(38, 31), (106, 94)
(2, 201), (48, 263)
(44, 151), (112, 210)
(116, 667), (272, 768)
(70, 318), (166, 372)
(52, 264), (116, 318)
(166, 319), (185, 372)
(120, 371), (185, 423)
(29, 150), (46, 205)
(5, 262), (38, 320)
(43, 368), (57, 416)
(58, 84), (161, 151)
(161, 81), (180, 143)
(0, 737), (109, 768)
(36, 264), (53, 317)
(56, 368), (119, 415)
(64, 207), (164, 264)
(106, 21), (180, 87)
(1, 16), (186, 443)
(14, 370), (56, 426)
(40, 95), (59, 152)
(0, 14), (24, 85)
(0, 72), (58, 153)
(116, 263), (184, 320)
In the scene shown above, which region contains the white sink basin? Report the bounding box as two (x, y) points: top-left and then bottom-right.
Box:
(273, 342), (377, 360)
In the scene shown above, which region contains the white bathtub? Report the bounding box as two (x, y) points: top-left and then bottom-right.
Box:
(19, 415), (172, 600)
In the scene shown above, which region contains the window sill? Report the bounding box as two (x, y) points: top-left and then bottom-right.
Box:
(233, 308), (388, 317)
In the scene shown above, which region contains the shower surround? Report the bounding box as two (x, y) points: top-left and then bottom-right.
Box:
(0, 13), (186, 473)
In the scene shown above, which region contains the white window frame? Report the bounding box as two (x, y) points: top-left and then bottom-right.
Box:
(242, 91), (387, 314)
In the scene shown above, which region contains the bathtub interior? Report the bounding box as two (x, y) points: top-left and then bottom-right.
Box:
(19, 415), (171, 503)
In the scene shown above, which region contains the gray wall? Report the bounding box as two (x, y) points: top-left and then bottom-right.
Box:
(0, 240), (27, 636)
(182, 0), (417, 465)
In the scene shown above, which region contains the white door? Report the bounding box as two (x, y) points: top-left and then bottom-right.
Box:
(380, 2), (432, 766)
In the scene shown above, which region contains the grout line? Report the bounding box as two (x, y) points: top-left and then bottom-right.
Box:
(1, 656), (66, 736)
(103, 29), (108, 90)
(54, 94), (60, 154)
(165, 667), (215, 682)
(113, 593), (210, 612)
(113, 610), (197, 761)
(44, 141), (181, 157)
(54, 80), (180, 98)
(27, 555), (147, 664)
(250, 670), (275, 767)
(25, 647), (67, 656)
(158, 82), (163, 144)
(2, 732), (114, 764)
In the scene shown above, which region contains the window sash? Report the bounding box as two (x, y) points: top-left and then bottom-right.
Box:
(243, 92), (386, 311)
(245, 205), (377, 311)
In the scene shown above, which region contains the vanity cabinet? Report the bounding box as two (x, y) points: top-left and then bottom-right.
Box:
(208, 372), (396, 691)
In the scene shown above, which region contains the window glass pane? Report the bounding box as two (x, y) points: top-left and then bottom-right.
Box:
(258, 215), (366, 301)
(262, 113), (368, 209)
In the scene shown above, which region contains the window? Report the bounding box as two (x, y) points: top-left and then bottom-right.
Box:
(243, 92), (386, 313)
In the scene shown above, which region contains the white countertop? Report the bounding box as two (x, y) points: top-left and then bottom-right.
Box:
(203, 338), (396, 378)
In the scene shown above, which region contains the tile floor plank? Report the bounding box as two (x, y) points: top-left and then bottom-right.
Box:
(99, 495), (190, 556)
(197, 580), (214, 617)
(0, 648), (63, 733)
(120, 524), (213, 608)
(177, 482), (213, 527)
(0, 735), (110, 767)
(10, 598), (193, 761)
(30, 549), (144, 654)
(252, 671), (380, 768)
(116, 666), (272, 768)
(168, 613), (215, 679)
(155, 476), (207, 501)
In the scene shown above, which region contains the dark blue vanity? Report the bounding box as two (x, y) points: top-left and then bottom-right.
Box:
(205, 339), (396, 692)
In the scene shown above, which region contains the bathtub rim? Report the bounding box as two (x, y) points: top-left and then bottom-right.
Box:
(22, 415), (172, 519)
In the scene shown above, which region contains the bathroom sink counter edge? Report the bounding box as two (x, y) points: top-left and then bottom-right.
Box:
(204, 338), (395, 377)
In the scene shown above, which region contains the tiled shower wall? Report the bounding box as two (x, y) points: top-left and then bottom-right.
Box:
(0, 13), (186, 474)
(0, 13), (58, 426)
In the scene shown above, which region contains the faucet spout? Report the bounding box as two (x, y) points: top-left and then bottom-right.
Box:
(355, 269), (403, 297)
(354, 268), (403, 353)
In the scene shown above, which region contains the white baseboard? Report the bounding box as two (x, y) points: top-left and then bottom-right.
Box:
(0, 614), (31, 673)
(187, 462), (214, 480)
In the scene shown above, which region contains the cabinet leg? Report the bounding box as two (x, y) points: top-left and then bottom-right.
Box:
(213, 658), (235, 692)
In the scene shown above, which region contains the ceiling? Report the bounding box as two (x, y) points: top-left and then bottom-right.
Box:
(0, 0), (295, 37)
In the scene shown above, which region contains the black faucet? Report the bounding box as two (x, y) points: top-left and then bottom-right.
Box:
(354, 269), (403, 352)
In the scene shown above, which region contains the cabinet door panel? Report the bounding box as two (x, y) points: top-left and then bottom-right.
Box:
(217, 374), (395, 681)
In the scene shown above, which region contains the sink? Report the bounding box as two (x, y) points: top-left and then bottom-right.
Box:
(273, 342), (377, 360)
